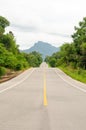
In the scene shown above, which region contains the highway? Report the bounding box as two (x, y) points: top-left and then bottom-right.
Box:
(0, 62), (86, 130)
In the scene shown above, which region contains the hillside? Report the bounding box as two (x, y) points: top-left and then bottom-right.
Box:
(23, 41), (59, 59)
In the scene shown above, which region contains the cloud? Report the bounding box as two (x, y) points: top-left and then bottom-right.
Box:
(48, 32), (71, 38)
(0, 0), (86, 49)
(11, 23), (39, 33)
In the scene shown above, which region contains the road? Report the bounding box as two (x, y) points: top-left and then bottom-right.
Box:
(0, 62), (86, 130)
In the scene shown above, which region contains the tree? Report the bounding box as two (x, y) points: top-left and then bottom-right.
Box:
(45, 17), (86, 69)
(0, 16), (30, 73)
(0, 43), (7, 66)
(1, 33), (19, 54)
(72, 17), (86, 55)
(45, 56), (50, 63)
(0, 16), (10, 36)
(16, 53), (29, 70)
(4, 52), (17, 69)
(0, 66), (6, 77)
(25, 51), (43, 67)
(49, 58), (56, 67)
(72, 17), (86, 44)
(79, 42), (86, 69)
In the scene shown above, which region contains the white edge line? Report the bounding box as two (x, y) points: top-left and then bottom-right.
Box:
(0, 68), (35, 94)
(55, 69), (86, 93)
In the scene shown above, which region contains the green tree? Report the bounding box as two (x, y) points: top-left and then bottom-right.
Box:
(0, 43), (7, 66)
(45, 56), (50, 63)
(72, 17), (86, 55)
(0, 66), (6, 77)
(25, 51), (43, 67)
(16, 53), (29, 70)
(72, 17), (86, 44)
(1, 33), (19, 54)
(0, 16), (10, 36)
(4, 52), (17, 69)
(79, 42), (86, 69)
(49, 58), (56, 67)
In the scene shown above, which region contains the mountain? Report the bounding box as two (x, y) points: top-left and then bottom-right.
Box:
(23, 41), (60, 59)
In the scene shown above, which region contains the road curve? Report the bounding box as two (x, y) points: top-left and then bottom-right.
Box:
(0, 62), (86, 130)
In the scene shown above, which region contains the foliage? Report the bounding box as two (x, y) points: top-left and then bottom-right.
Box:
(1, 33), (19, 54)
(0, 43), (17, 69)
(25, 51), (43, 67)
(0, 16), (10, 36)
(4, 52), (18, 69)
(0, 16), (43, 77)
(0, 66), (6, 77)
(45, 17), (86, 70)
(59, 66), (86, 83)
(15, 53), (29, 70)
(49, 58), (56, 67)
(72, 17), (86, 45)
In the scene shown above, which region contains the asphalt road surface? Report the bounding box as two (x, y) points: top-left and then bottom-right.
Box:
(0, 62), (86, 130)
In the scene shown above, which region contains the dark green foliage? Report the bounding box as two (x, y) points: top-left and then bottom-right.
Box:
(49, 58), (56, 67)
(0, 16), (10, 28)
(15, 63), (24, 70)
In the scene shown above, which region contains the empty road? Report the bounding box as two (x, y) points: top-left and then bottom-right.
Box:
(0, 62), (86, 130)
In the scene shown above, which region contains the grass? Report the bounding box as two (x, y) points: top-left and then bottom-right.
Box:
(59, 66), (86, 83)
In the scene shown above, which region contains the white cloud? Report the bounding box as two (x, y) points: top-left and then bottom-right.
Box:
(0, 0), (86, 49)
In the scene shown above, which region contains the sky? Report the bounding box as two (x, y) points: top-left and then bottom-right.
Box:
(0, 0), (86, 49)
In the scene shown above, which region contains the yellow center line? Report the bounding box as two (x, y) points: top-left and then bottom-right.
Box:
(43, 70), (48, 106)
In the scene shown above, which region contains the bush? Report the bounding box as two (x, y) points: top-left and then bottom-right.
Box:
(49, 58), (56, 67)
(15, 63), (23, 70)
(0, 66), (6, 77)
(70, 62), (77, 69)
(4, 53), (17, 69)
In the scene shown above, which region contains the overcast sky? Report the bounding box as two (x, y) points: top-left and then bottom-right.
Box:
(0, 0), (86, 49)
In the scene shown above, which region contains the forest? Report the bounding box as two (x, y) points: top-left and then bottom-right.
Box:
(0, 16), (43, 78)
(45, 17), (86, 83)
(1, 16), (86, 83)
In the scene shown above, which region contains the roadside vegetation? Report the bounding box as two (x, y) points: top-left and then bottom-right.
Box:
(45, 17), (86, 83)
(0, 16), (43, 79)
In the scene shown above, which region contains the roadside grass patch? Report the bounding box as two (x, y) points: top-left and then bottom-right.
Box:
(59, 66), (86, 83)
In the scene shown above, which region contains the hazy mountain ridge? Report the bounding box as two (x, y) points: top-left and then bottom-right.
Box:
(23, 41), (60, 59)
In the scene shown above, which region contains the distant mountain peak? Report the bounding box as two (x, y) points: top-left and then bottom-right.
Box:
(23, 41), (60, 59)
